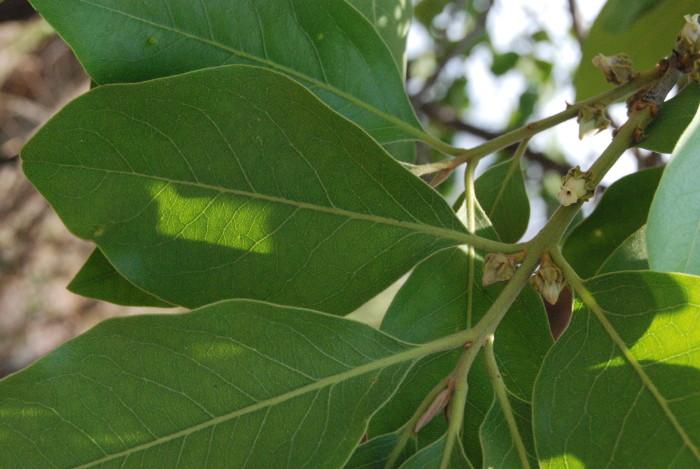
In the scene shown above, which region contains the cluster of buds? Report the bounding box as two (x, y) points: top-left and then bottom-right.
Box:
(530, 252), (565, 305)
(556, 166), (595, 206)
(482, 251), (526, 287)
(592, 53), (637, 85)
(577, 103), (610, 139)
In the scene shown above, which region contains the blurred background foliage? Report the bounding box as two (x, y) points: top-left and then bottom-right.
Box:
(0, 0), (688, 375)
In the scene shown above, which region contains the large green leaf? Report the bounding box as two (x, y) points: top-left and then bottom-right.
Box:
(562, 166), (663, 278)
(596, 225), (649, 275)
(369, 237), (551, 465)
(534, 272), (700, 468)
(647, 111), (700, 275)
(474, 157), (530, 243)
(21, 65), (469, 314)
(480, 396), (538, 469)
(29, 0), (422, 144)
(347, 0), (412, 75)
(574, 0), (695, 99)
(0, 300), (424, 468)
(68, 248), (173, 307)
(640, 83), (700, 153)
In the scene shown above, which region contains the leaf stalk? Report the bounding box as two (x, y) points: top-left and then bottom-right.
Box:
(483, 335), (532, 469)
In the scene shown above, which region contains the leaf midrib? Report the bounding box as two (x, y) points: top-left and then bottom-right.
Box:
(75, 0), (424, 141)
(25, 160), (491, 248)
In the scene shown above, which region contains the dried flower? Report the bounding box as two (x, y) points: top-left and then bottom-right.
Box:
(592, 53), (636, 84)
(530, 253), (565, 305)
(577, 103), (610, 139)
(482, 253), (515, 286)
(556, 166), (595, 206)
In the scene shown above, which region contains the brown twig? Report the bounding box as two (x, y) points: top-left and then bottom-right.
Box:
(567, 0), (585, 46)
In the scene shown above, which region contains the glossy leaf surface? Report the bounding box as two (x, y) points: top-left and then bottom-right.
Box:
(574, 0), (695, 99)
(0, 300), (426, 468)
(647, 112), (700, 275)
(596, 225), (649, 275)
(641, 83), (700, 153)
(29, 0), (421, 143)
(68, 248), (173, 307)
(474, 157), (530, 244)
(0, 300), (421, 468)
(22, 65), (467, 313)
(534, 272), (700, 468)
(563, 167), (663, 278)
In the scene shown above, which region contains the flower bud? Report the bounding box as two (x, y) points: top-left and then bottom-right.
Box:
(530, 253), (565, 305)
(592, 53), (636, 84)
(482, 252), (515, 287)
(556, 166), (595, 206)
(678, 14), (700, 54)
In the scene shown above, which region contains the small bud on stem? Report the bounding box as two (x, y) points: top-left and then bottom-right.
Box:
(577, 103), (610, 139)
(556, 166), (595, 206)
(592, 53), (637, 84)
(529, 252), (565, 305)
(482, 251), (526, 287)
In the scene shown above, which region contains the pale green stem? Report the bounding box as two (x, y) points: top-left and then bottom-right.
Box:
(437, 162), (479, 467)
(483, 335), (531, 469)
(440, 342), (480, 469)
(464, 161), (478, 328)
(411, 66), (662, 176)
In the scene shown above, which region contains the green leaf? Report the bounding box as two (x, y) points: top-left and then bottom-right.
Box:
(480, 396), (538, 469)
(29, 0), (422, 144)
(562, 166), (663, 278)
(345, 433), (416, 469)
(596, 225), (649, 275)
(647, 111), (700, 275)
(534, 272), (700, 468)
(347, 0), (413, 75)
(398, 434), (473, 469)
(369, 242), (551, 464)
(574, 0), (695, 99)
(21, 65), (468, 313)
(0, 299), (423, 468)
(508, 88), (538, 129)
(475, 157), (530, 243)
(68, 248), (173, 307)
(640, 83), (700, 153)
(597, 0), (659, 33)
(414, 0), (451, 27)
(383, 140), (417, 164)
(491, 52), (520, 76)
